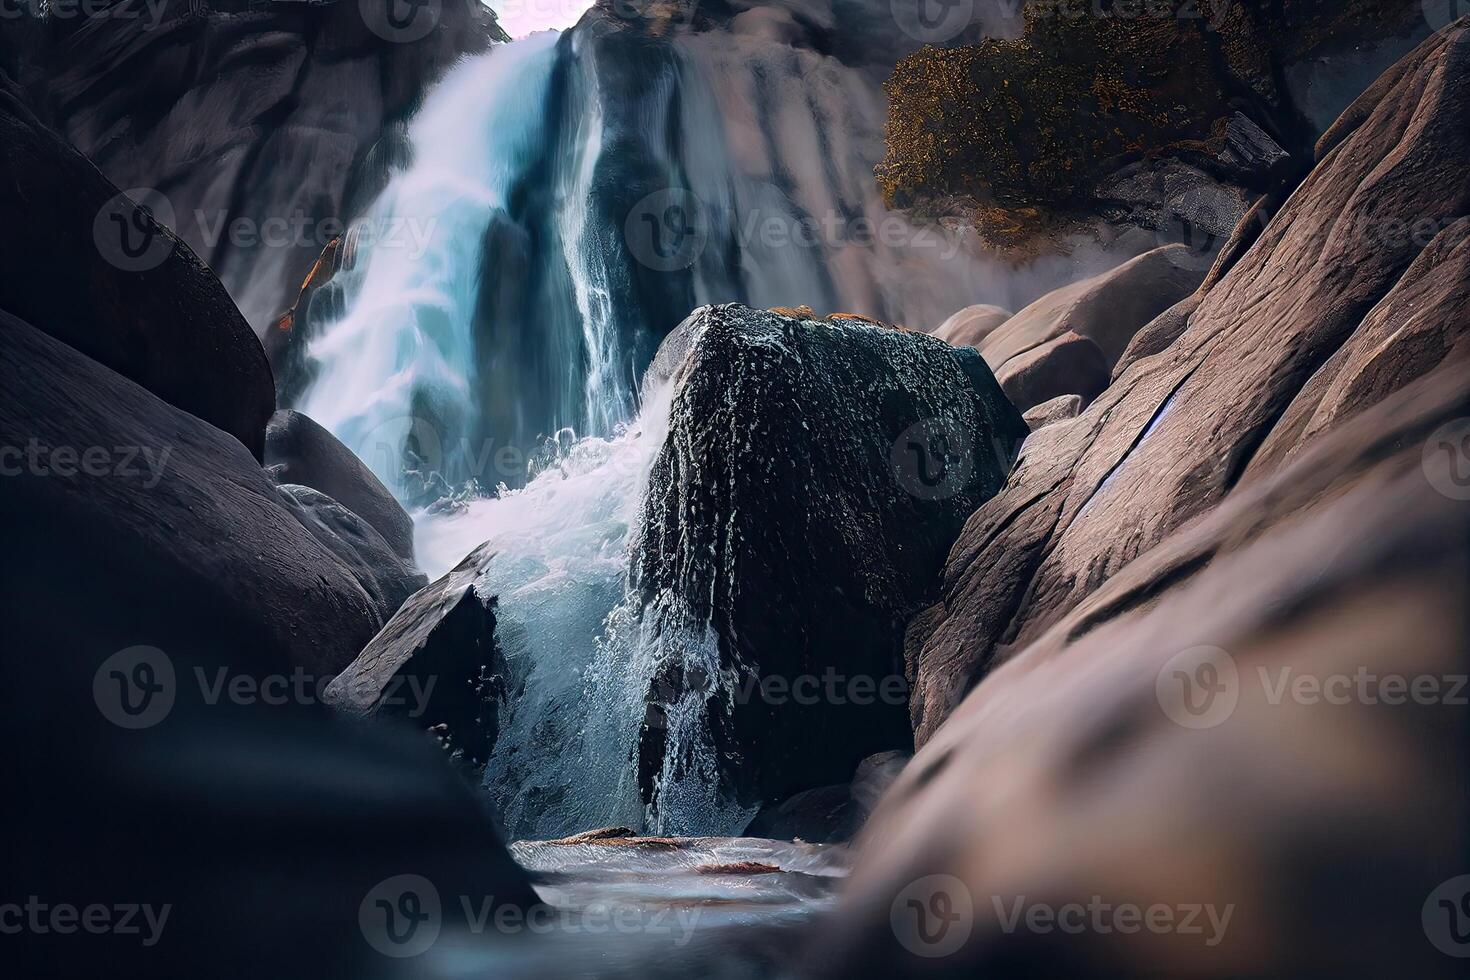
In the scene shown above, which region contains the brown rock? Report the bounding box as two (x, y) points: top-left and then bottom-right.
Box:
(909, 26), (1470, 744)
(1021, 394), (1084, 430)
(995, 331), (1110, 413)
(933, 304), (1013, 348)
(807, 362), (1469, 979)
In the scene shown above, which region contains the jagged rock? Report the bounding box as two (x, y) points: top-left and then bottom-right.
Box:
(907, 24), (1470, 745)
(325, 544), (507, 775)
(0, 72), (274, 460)
(275, 484), (426, 623)
(0, 310), (387, 677)
(1022, 393), (1083, 430)
(979, 245), (1207, 395)
(632, 304), (1027, 810)
(28, 0), (503, 330)
(995, 331), (1110, 413)
(265, 409), (416, 561)
(933, 304), (1012, 348)
(807, 362), (1469, 979)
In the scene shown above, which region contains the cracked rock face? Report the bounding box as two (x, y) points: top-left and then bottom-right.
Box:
(631, 304), (1028, 811)
(907, 22), (1470, 745)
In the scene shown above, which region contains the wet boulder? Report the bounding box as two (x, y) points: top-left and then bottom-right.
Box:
(631, 304), (1027, 811)
(325, 544), (508, 776)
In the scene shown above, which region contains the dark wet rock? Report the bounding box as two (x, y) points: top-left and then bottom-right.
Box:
(742, 749), (909, 843)
(275, 484), (426, 623)
(995, 331), (1110, 414)
(325, 544), (507, 775)
(0, 73), (274, 460)
(808, 361), (1469, 979)
(0, 309), (390, 677)
(1022, 393), (1084, 430)
(906, 24), (1470, 745)
(932, 304), (1012, 348)
(632, 303), (1027, 811)
(25, 0), (503, 331)
(265, 408), (416, 562)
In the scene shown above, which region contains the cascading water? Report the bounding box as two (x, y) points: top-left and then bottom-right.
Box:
(294, 12), (1083, 840)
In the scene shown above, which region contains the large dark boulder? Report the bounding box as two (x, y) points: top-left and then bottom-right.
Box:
(631, 304), (1027, 811)
(0, 73), (274, 460)
(0, 310), (388, 677)
(266, 409), (417, 562)
(275, 484), (427, 624)
(908, 23), (1470, 743)
(325, 544), (507, 776)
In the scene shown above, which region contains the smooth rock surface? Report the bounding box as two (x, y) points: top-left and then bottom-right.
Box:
(995, 331), (1110, 413)
(933, 304), (1012, 348)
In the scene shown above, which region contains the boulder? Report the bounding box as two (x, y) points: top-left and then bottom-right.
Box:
(1022, 394), (1084, 430)
(326, 544), (507, 775)
(995, 331), (1110, 413)
(979, 245), (1209, 375)
(741, 750), (910, 844)
(933, 304), (1012, 348)
(265, 409), (417, 561)
(807, 361), (1469, 979)
(0, 310), (387, 678)
(908, 24), (1470, 744)
(632, 304), (1028, 810)
(275, 484), (426, 624)
(0, 73), (274, 460)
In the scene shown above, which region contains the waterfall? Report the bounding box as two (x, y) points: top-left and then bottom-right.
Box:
(294, 15), (1055, 839)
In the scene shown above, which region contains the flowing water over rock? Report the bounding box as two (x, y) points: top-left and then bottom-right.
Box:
(294, 17), (1043, 840)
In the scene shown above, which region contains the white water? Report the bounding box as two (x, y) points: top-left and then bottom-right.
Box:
(295, 18), (1114, 840)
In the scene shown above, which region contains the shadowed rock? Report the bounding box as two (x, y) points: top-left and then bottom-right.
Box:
(325, 544), (507, 775)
